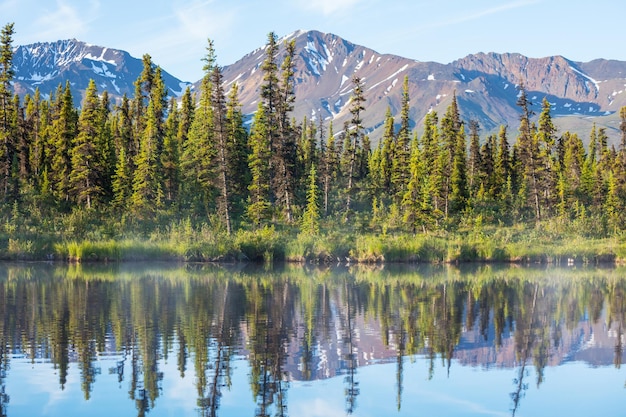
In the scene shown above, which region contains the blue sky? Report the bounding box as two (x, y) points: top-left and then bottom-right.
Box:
(2, 0), (625, 82)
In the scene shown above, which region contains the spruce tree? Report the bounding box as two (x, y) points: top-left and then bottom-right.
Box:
(111, 95), (134, 207)
(536, 97), (558, 214)
(247, 103), (271, 228)
(209, 42), (233, 235)
(70, 79), (103, 209)
(438, 94), (462, 218)
(345, 76), (366, 213)
(275, 38), (298, 222)
(467, 120), (482, 199)
(225, 83), (250, 219)
(301, 165), (320, 235)
(0, 22), (14, 132)
(111, 145), (131, 209)
(391, 75), (411, 204)
(25, 90), (44, 183)
(13, 94), (29, 193)
(378, 107), (395, 196)
(515, 82), (541, 222)
(450, 124), (468, 215)
(162, 97), (180, 204)
(97, 90), (114, 201)
(0, 23), (15, 202)
(51, 82), (78, 205)
(181, 61), (216, 216)
(320, 121), (337, 216)
(494, 125), (511, 200)
(131, 99), (163, 217)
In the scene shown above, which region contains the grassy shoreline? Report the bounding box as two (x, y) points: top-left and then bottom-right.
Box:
(1, 225), (624, 265)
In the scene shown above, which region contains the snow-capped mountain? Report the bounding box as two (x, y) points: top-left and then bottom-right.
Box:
(12, 39), (188, 103)
(11, 31), (626, 142)
(221, 30), (626, 142)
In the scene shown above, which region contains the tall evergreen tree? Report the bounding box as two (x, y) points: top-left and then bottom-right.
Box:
(25, 89), (44, 182)
(225, 83), (250, 219)
(467, 120), (482, 199)
(162, 97), (181, 204)
(111, 144), (131, 209)
(345, 76), (366, 213)
(536, 97), (558, 214)
(438, 94), (462, 218)
(0, 23), (15, 202)
(131, 99), (163, 217)
(50, 82), (78, 205)
(301, 165), (320, 235)
(320, 121), (337, 216)
(494, 125), (511, 199)
(274, 38), (298, 222)
(181, 47), (216, 216)
(111, 95), (134, 208)
(247, 103), (271, 228)
(377, 107), (395, 197)
(70, 79), (104, 209)
(558, 131), (585, 216)
(450, 124), (468, 214)
(13, 94), (29, 192)
(208, 41), (233, 235)
(391, 75), (411, 204)
(515, 82), (541, 222)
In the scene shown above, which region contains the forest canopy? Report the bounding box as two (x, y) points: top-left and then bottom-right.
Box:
(2, 23), (626, 262)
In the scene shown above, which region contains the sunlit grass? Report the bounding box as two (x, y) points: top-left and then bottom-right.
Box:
(0, 215), (624, 264)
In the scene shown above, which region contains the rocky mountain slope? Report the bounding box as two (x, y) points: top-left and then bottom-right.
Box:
(11, 39), (188, 103)
(11, 31), (626, 143)
(221, 30), (626, 142)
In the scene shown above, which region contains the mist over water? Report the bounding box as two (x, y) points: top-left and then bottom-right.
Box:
(0, 262), (623, 416)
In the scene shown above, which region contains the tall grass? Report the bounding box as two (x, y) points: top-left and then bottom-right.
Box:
(0, 214), (624, 265)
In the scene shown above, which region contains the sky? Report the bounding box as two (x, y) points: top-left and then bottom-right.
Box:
(2, 0), (626, 82)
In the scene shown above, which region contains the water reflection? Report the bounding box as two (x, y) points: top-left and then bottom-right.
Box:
(0, 263), (624, 416)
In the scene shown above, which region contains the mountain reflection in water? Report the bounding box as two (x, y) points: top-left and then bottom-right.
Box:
(0, 262), (623, 417)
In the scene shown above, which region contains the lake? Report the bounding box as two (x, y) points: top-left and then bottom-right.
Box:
(0, 262), (623, 416)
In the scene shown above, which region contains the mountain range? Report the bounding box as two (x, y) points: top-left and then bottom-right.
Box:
(11, 30), (626, 144)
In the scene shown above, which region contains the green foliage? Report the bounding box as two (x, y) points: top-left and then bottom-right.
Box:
(300, 165), (320, 235)
(235, 226), (284, 263)
(2, 27), (626, 267)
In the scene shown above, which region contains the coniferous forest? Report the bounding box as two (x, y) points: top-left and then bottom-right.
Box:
(2, 23), (626, 263)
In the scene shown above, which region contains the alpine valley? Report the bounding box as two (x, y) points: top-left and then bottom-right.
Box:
(11, 29), (626, 144)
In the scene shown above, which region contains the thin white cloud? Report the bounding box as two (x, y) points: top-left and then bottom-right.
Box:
(294, 0), (365, 16)
(26, 0), (98, 42)
(427, 0), (542, 29)
(122, 0), (238, 80)
(0, 0), (19, 13)
(174, 0), (236, 41)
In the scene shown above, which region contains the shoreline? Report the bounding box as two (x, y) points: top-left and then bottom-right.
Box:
(1, 233), (623, 266)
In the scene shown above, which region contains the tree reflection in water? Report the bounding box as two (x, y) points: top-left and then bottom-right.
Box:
(0, 263), (623, 416)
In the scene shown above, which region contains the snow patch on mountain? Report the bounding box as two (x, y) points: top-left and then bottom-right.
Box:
(323, 43), (333, 64)
(367, 64), (408, 91)
(570, 66), (600, 92)
(91, 62), (116, 78)
(29, 72), (56, 84)
(386, 78), (398, 94)
(111, 80), (121, 94)
(84, 50), (117, 66)
(305, 44), (328, 75)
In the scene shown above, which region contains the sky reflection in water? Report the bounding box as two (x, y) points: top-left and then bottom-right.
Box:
(0, 263), (624, 417)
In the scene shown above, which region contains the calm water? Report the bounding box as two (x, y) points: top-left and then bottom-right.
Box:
(0, 262), (623, 417)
